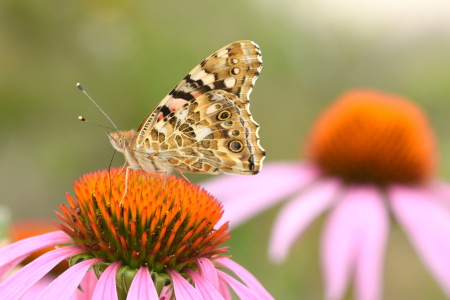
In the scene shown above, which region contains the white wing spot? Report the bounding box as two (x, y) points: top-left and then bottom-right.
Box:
(206, 104), (221, 115)
(158, 127), (167, 136)
(231, 58), (239, 64)
(210, 93), (224, 101)
(216, 49), (229, 58)
(232, 68), (240, 75)
(242, 47), (251, 55)
(244, 56), (254, 63)
(195, 127), (213, 140)
(177, 107), (189, 120)
(190, 69), (207, 81)
(201, 73), (215, 85)
(224, 77), (237, 88)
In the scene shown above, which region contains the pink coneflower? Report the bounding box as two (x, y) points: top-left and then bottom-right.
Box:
(201, 90), (450, 300)
(0, 169), (273, 300)
(10, 219), (70, 276)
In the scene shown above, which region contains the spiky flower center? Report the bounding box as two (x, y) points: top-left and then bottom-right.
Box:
(305, 90), (436, 185)
(56, 169), (229, 273)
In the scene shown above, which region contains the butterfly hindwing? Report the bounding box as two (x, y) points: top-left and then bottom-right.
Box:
(148, 90), (264, 174)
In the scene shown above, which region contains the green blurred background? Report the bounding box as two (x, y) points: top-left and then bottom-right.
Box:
(1, 0), (450, 299)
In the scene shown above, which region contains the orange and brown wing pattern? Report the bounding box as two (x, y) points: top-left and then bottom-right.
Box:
(136, 41), (262, 145)
(132, 41), (265, 175)
(142, 90), (265, 175)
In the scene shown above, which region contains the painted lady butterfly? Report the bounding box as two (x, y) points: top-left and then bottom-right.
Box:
(108, 41), (265, 177)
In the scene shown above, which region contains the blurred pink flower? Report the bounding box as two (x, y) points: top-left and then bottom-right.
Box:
(0, 169), (273, 300)
(201, 90), (450, 300)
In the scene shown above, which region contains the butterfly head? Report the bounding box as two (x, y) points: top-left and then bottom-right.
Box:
(107, 130), (137, 153)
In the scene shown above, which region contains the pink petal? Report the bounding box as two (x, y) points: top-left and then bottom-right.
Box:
(0, 246), (85, 300)
(0, 256), (27, 279)
(127, 266), (159, 300)
(353, 188), (389, 300)
(166, 268), (202, 300)
(218, 279), (232, 300)
(92, 261), (121, 300)
(217, 270), (259, 300)
(185, 268), (225, 299)
(196, 258), (219, 290)
(321, 186), (388, 300)
(0, 231), (71, 273)
(76, 269), (99, 300)
(269, 179), (340, 262)
(37, 257), (103, 300)
(21, 276), (55, 300)
(216, 258), (274, 300)
(428, 180), (450, 211)
(160, 286), (173, 299)
(390, 185), (450, 298)
(200, 162), (320, 228)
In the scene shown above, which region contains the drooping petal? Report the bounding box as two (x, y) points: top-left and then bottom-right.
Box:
(0, 256), (27, 279)
(390, 185), (450, 298)
(427, 180), (450, 211)
(269, 179), (340, 262)
(217, 270), (259, 300)
(353, 188), (389, 300)
(21, 276), (55, 300)
(218, 279), (232, 300)
(76, 269), (98, 300)
(185, 268), (225, 299)
(37, 257), (103, 300)
(0, 231), (71, 273)
(127, 266), (159, 300)
(166, 268), (202, 300)
(92, 261), (121, 300)
(216, 258), (274, 300)
(201, 162), (309, 195)
(196, 258), (219, 290)
(200, 162), (320, 227)
(321, 186), (388, 300)
(0, 246), (85, 300)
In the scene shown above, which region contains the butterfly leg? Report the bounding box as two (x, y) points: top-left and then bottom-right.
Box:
(117, 161), (128, 175)
(177, 170), (190, 182)
(119, 166), (140, 206)
(155, 170), (168, 190)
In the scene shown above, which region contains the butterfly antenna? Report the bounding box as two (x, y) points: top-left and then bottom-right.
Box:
(78, 116), (116, 131)
(77, 83), (119, 131)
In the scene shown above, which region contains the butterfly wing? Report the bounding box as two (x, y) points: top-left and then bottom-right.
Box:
(151, 90), (265, 174)
(134, 41), (265, 175)
(135, 41), (262, 141)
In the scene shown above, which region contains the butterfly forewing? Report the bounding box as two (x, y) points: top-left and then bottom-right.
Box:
(136, 41), (262, 139)
(132, 41), (265, 175)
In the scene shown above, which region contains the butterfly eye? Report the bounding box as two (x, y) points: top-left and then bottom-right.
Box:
(119, 138), (126, 148)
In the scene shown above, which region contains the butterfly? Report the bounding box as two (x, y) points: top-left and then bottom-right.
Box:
(107, 41), (265, 178)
